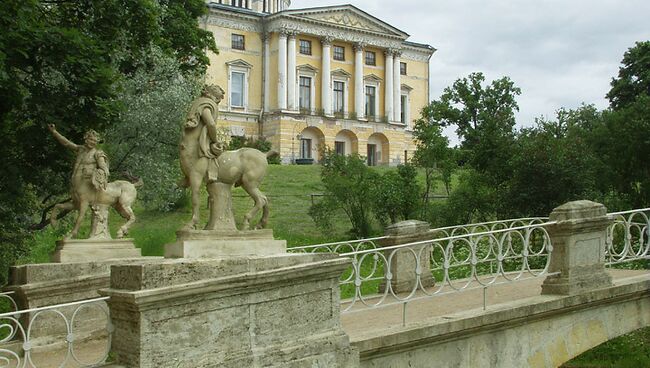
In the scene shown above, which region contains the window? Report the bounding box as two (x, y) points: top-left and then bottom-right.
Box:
(231, 72), (245, 107)
(300, 138), (312, 159)
(231, 34), (245, 50)
(226, 59), (252, 110)
(299, 76), (312, 111)
(400, 95), (407, 123)
(333, 81), (345, 115)
(365, 85), (376, 117)
(299, 40), (312, 55)
(333, 46), (345, 61)
(367, 144), (377, 166)
(400, 62), (407, 75)
(335, 141), (345, 155)
(365, 51), (376, 66)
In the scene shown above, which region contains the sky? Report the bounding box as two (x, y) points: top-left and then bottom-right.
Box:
(290, 0), (650, 143)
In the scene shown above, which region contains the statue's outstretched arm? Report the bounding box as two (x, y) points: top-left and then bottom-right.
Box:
(47, 124), (78, 150)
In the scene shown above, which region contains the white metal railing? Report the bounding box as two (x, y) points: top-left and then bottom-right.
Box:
(289, 236), (387, 254)
(428, 217), (550, 238)
(607, 208), (650, 265)
(339, 221), (556, 315)
(0, 296), (112, 368)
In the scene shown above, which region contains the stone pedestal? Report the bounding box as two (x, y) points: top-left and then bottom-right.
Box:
(379, 220), (436, 293)
(4, 258), (154, 350)
(100, 254), (359, 368)
(542, 200), (614, 295)
(165, 229), (287, 258)
(51, 238), (141, 263)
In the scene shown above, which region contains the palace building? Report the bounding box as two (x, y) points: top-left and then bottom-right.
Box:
(203, 1), (435, 165)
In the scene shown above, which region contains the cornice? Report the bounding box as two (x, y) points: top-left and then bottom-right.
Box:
(205, 10), (262, 33)
(266, 16), (405, 50)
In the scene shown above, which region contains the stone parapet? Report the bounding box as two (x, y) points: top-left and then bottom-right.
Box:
(100, 253), (359, 368)
(4, 258), (157, 349)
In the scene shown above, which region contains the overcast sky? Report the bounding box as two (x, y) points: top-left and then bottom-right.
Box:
(291, 0), (650, 142)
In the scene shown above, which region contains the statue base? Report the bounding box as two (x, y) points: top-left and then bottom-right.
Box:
(51, 238), (141, 263)
(164, 229), (287, 258)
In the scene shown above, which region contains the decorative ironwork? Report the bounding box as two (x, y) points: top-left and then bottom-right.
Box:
(289, 236), (387, 254)
(606, 208), (650, 265)
(0, 297), (112, 368)
(339, 222), (555, 312)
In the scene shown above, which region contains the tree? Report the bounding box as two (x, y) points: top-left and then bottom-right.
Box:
(606, 41), (650, 110)
(503, 107), (601, 217)
(371, 165), (422, 227)
(412, 110), (455, 216)
(105, 47), (203, 210)
(423, 72), (520, 181)
(309, 150), (378, 238)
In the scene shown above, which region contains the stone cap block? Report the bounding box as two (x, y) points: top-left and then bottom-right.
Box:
(7, 257), (160, 286)
(385, 220), (430, 236)
(176, 229), (276, 241)
(110, 253), (339, 291)
(550, 200), (607, 222)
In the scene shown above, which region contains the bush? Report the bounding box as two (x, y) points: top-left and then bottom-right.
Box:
(228, 135), (280, 164)
(372, 164), (421, 227)
(309, 149), (378, 237)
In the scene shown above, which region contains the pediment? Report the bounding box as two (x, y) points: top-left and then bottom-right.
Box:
(331, 68), (352, 79)
(226, 59), (253, 69)
(297, 64), (318, 74)
(364, 74), (383, 83)
(284, 5), (408, 38)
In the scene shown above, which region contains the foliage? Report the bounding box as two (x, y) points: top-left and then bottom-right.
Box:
(426, 72), (520, 180)
(371, 165), (422, 227)
(228, 135), (280, 164)
(562, 327), (650, 368)
(0, 0), (216, 285)
(105, 47), (202, 211)
(501, 106), (601, 217)
(309, 150), (379, 238)
(412, 105), (456, 216)
(429, 169), (497, 226)
(606, 41), (650, 110)
(590, 95), (650, 209)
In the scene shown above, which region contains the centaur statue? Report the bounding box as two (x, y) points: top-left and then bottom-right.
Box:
(179, 84), (272, 231)
(47, 125), (139, 239)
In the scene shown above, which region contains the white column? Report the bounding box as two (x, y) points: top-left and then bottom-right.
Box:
(287, 33), (297, 111)
(278, 31), (288, 110)
(321, 37), (332, 116)
(354, 43), (364, 120)
(393, 51), (401, 122)
(384, 50), (394, 122)
(263, 34), (270, 112)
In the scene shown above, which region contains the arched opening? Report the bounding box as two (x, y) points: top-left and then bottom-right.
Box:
(366, 133), (390, 166)
(296, 126), (325, 164)
(334, 129), (359, 156)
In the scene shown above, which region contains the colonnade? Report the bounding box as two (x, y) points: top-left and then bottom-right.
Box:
(270, 31), (402, 121)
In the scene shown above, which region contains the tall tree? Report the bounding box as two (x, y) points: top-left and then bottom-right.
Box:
(606, 41), (650, 110)
(424, 72), (521, 180)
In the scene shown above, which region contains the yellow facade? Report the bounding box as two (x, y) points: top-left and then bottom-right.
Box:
(204, 3), (435, 165)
